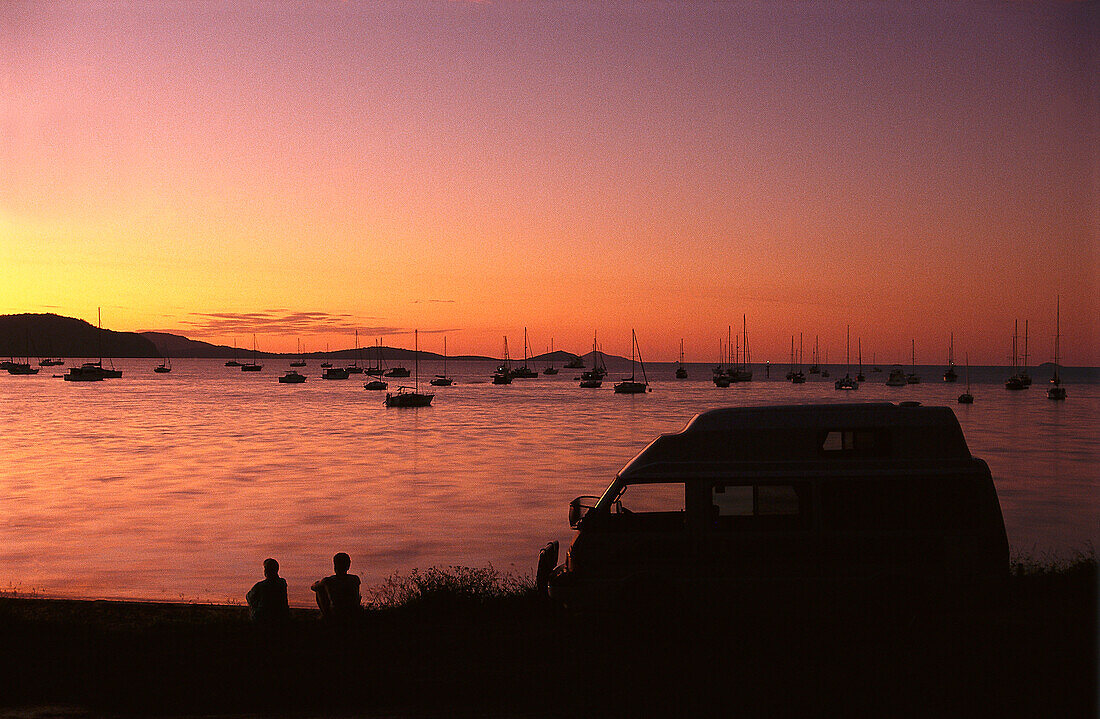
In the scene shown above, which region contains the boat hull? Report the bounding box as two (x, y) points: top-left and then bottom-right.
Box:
(384, 392), (433, 407)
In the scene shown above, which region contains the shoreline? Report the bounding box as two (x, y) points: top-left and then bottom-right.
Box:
(1, 559), (1095, 718)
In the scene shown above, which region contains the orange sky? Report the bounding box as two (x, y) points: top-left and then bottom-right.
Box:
(1, 1), (1096, 363)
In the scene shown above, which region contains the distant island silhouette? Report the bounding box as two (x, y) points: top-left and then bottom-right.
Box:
(0, 313), (616, 363)
(0, 313), (160, 359)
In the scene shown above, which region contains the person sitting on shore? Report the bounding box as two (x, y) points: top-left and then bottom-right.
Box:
(246, 558), (290, 625)
(311, 552), (361, 621)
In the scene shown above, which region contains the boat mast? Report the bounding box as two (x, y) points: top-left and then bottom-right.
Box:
(846, 324), (851, 376)
(743, 314), (749, 368)
(414, 330), (419, 391)
(1012, 320), (1018, 374)
(1023, 320), (1029, 376)
(631, 329), (636, 382)
(1053, 296), (1061, 384)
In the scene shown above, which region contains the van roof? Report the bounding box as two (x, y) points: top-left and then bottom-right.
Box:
(618, 403), (973, 481)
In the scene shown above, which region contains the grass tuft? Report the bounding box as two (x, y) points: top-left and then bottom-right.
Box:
(1010, 545), (1096, 577)
(366, 565), (535, 610)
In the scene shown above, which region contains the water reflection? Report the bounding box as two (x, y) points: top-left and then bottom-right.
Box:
(0, 359), (1096, 604)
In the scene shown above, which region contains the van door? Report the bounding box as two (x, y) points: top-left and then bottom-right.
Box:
(702, 481), (816, 588)
(579, 481), (691, 586)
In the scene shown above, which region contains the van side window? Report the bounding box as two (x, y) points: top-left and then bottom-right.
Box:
(819, 429), (886, 455)
(713, 485), (753, 516)
(712, 483), (810, 530)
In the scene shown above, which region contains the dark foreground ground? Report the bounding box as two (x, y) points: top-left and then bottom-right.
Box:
(0, 559), (1095, 718)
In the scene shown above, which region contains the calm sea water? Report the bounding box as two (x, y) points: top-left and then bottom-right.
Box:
(2, 359), (1096, 606)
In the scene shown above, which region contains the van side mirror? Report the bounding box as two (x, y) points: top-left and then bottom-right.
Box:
(569, 496), (600, 528)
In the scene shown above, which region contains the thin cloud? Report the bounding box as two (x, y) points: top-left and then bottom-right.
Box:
(411, 299), (456, 304)
(170, 311), (399, 337)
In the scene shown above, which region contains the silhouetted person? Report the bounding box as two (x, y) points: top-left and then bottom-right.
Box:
(246, 558), (290, 625)
(311, 552), (361, 621)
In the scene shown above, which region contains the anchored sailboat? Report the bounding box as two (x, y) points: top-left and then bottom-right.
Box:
(675, 338), (688, 379)
(788, 334), (805, 384)
(430, 337), (454, 386)
(64, 308), (122, 381)
(906, 340), (920, 383)
(346, 331), (364, 374)
(493, 337), (513, 384)
(958, 353), (974, 404)
(225, 337), (242, 367)
(384, 330), (434, 407)
(365, 339), (389, 389)
(834, 325), (858, 390)
(241, 335), (263, 372)
(1048, 297), (1066, 400)
(1005, 320), (1026, 390)
(856, 339), (865, 383)
(579, 334), (603, 388)
(613, 329), (649, 394)
(279, 368), (306, 383)
(290, 338), (306, 367)
(511, 328), (538, 378)
(543, 338), (559, 375)
(943, 333), (958, 382)
(383, 338), (410, 378)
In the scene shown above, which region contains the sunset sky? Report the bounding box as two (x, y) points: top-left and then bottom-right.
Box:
(2, 1), (1096, 364)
